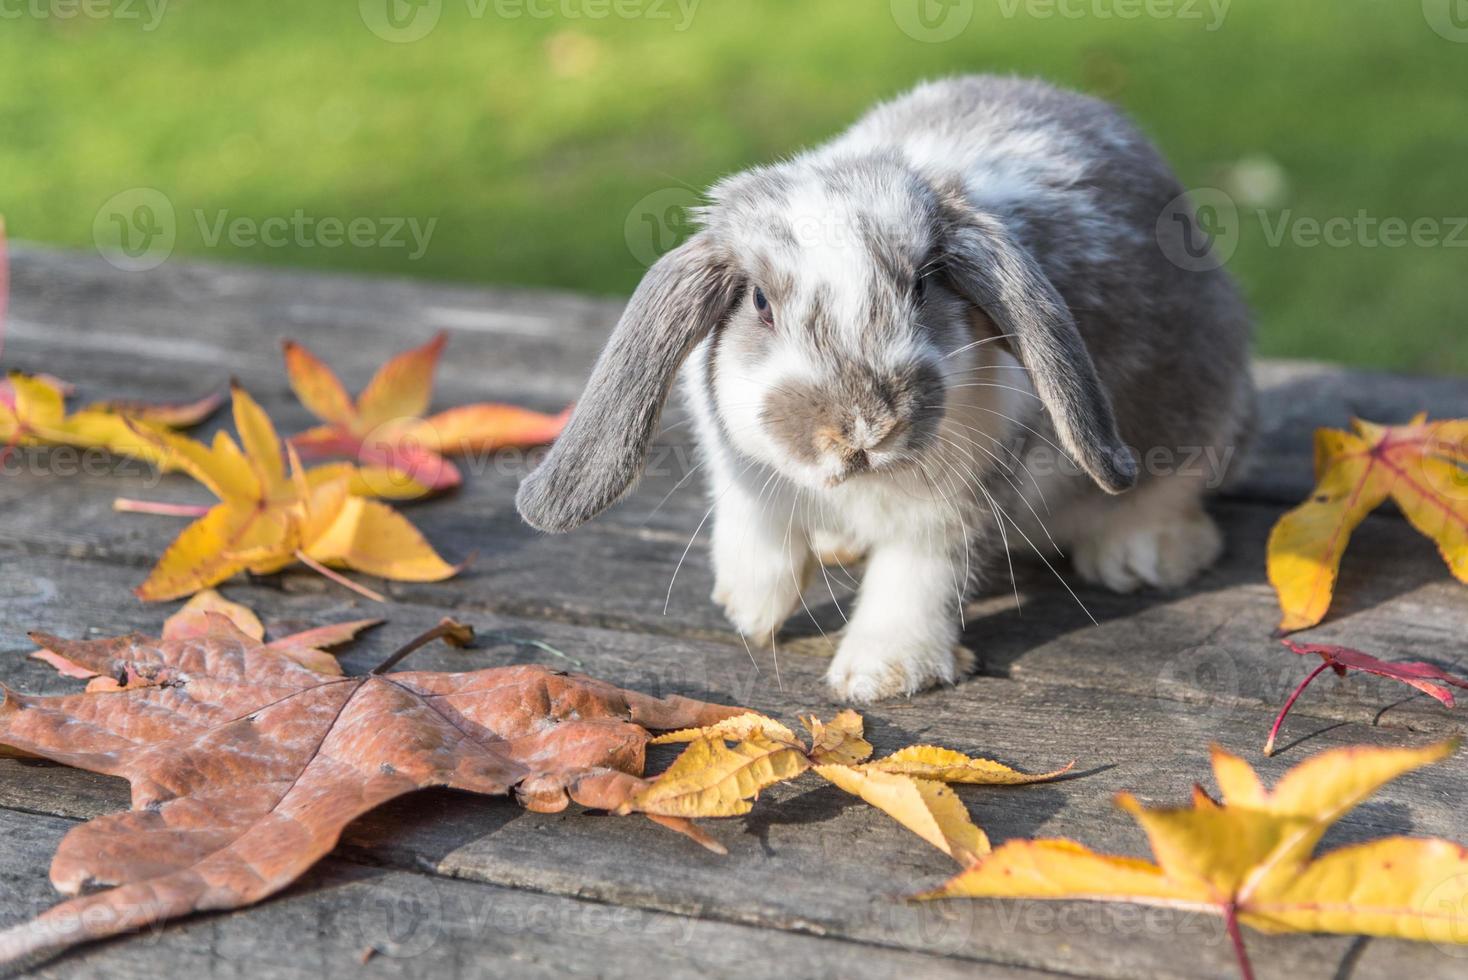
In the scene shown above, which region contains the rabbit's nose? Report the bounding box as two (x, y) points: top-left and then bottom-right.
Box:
(816, 414), (905, 470)
(850, 414), (908, 451)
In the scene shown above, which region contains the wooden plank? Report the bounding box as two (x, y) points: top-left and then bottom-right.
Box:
(3, 246), (1468, 977)
(3, 480), (1465, 738)
(8, 246), (1468, 507)
(1, 580), (1465, 978)
(0, 810), (1055, 980)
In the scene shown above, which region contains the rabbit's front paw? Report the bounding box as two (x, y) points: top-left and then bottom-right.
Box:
(826, 630), (975, 703)
(712, 554), (810, 644)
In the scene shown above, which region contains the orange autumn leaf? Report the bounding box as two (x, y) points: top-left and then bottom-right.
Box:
(923, 741), (1468, 979)
(1267, 414), (1468, 633)
(29, 589), (381, 687)
(283, 332), (570, 491)
(0, 619), (747, 969)
(128, 384), (458, 601)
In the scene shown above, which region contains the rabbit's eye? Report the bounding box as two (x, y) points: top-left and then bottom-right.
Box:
(753, 286), (774, 327)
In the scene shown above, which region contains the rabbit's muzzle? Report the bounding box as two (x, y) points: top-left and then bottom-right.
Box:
(759, 361), (945, 484)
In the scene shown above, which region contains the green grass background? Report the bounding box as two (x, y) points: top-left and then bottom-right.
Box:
(2, 0), (1465, 371)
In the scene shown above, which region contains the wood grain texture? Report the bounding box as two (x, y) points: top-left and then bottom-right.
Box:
(2, 246), (1467, 978)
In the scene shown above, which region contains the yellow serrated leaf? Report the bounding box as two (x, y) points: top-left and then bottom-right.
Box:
(650, 712), (797, 746)
(626, 735), (809, 818)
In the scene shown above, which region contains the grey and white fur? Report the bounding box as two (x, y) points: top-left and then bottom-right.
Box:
(517, 75), (1255, 702)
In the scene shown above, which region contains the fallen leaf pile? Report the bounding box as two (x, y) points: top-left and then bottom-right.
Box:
(1264, 639), (1468, 755)
(620, 711), (1072, 866)
(127, 384), (458, 601)
(922, 741), (1467, 979)
(0, 613), (745, 966)
(1268, 414), (1468, 633)
(0, 615), (1076, 968)
(0, 225), (564, 605)
(285, 331), (570, 493)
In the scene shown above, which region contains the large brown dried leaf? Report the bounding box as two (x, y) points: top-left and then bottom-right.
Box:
(0, 618), (743, 966)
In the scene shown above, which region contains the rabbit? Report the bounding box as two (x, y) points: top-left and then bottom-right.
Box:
(516, 75), (1255, 703)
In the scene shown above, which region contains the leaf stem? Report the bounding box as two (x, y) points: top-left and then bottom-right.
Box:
(294, 550), (387, 603)
(369, 619), (475, 674)
(1224, 903), (1255, 980)
(1264, 662), (1331, 756)
(113, 497), (212, 518)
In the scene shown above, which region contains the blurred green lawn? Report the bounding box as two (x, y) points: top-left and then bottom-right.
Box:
(2, 1), (1465, 372)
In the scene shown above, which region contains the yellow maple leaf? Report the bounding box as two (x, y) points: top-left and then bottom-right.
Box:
(1268, 414), (1468, 633)
(132, 385), (457, 601)
(923, 741), (1467, 977)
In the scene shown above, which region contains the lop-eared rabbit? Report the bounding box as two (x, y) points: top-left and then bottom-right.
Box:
(518, 76), (1254, 702)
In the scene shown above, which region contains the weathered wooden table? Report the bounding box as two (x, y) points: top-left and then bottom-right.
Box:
(1, 246), (1466, 979)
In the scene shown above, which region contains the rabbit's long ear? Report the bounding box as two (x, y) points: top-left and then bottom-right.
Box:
(939, 207), (1137, 494)
(517, 233), (743, 532)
